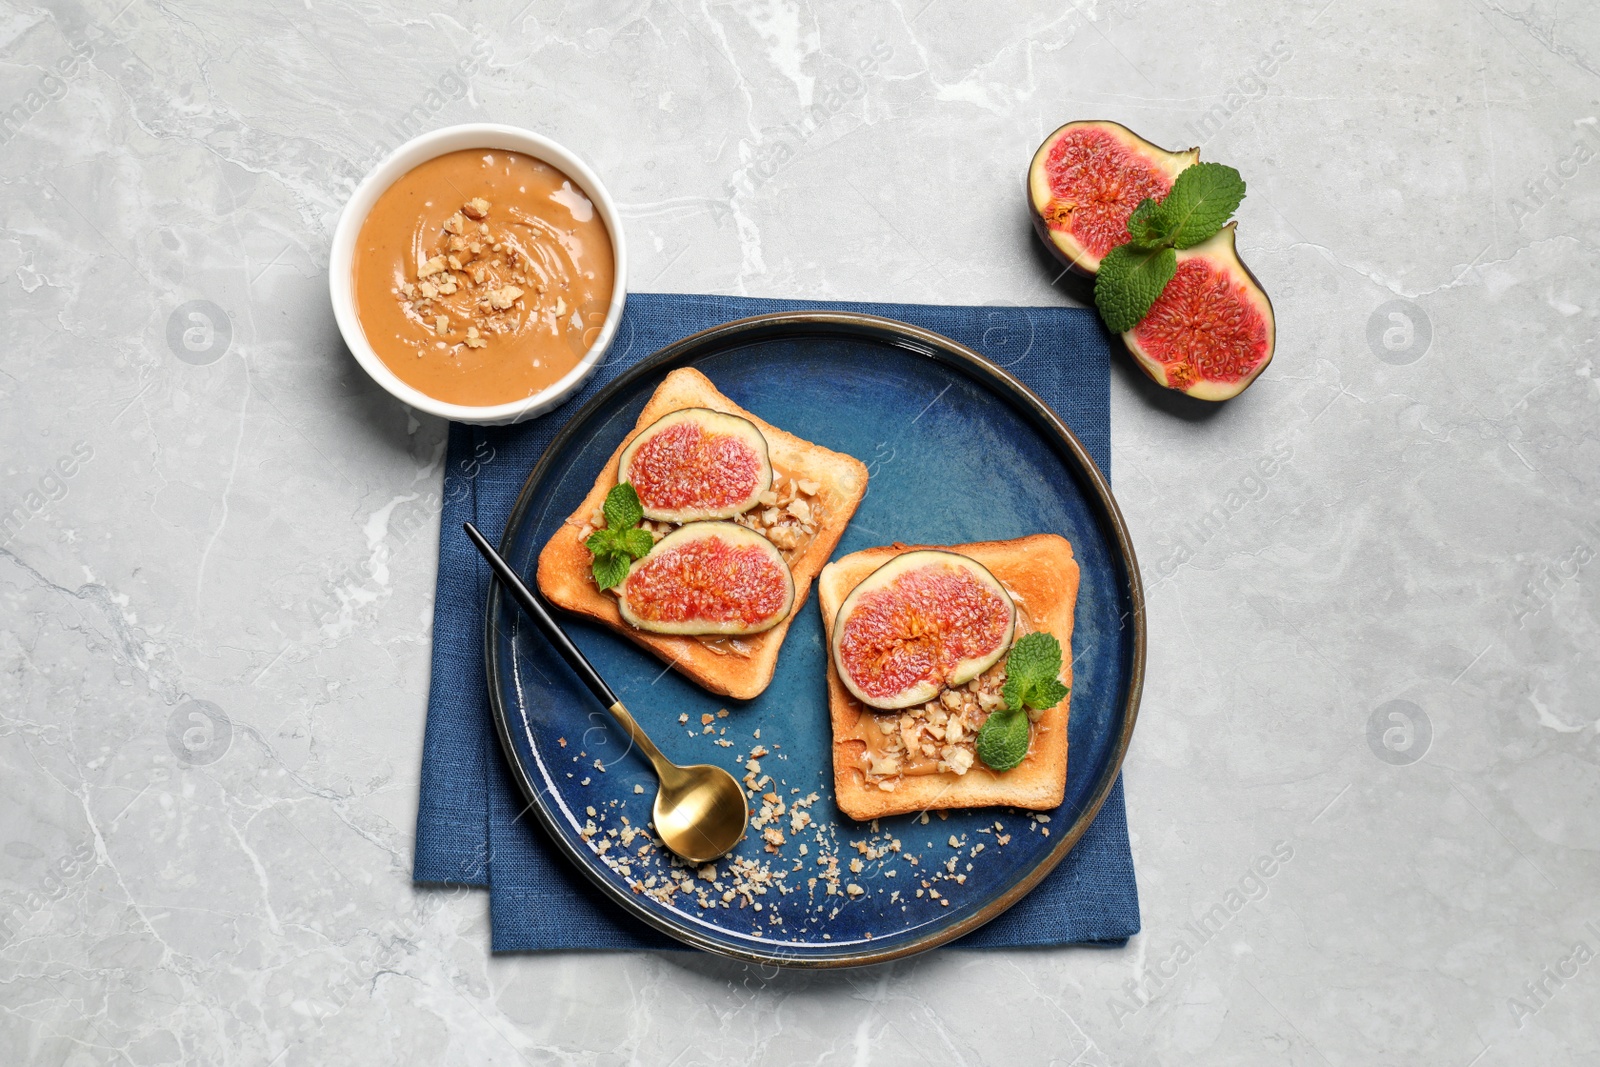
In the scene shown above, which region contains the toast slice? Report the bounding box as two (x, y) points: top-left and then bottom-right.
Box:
(537, 367), (868, 700)
(818, 534), (1079, 821)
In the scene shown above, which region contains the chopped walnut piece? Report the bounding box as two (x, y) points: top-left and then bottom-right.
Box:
(860, 643), (1022, 785)
(417, 255), (447, 278)
(433, 315), (449, 336)
(766, 526), (802, 552)
(488, 285), (523, 310)
(867, 753), (900, 777)
(462, 197), (491, 219)
(442, 212), (467, 235)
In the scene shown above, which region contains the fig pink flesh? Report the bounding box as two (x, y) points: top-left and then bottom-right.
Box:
(626, 419), (764, 517)
(835, 557), (1013, 708)
(1130, 258), (1271, 385)
(1122, 225), (1275, 401)
(1042, 127), (1174, 261)
(622, 529), (790, 633)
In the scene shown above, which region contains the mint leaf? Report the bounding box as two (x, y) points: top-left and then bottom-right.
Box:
(592, 552), (631, 591)
(976, 707), (1030, 772)
(585, 528), (621, 558)
(1094, 243), (1176, 334)
(1001, 632), (1070, 713)
(1161, 162), (1245, 249)
(1125, 197), (1174, 245)
(587, 524), (648, 591)
(1006, 631), (1062, 683)
(618, 527), (655, 560)
(1005, 673), (1069, 715)
(603, 482), (644, 531)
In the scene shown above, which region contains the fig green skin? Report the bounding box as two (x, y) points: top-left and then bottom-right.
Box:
(616, 407), (773, 523)
(1027, 119), (1198, 277)
(1120, 224), (1277, 402)
(617, 521), (795, 637)
(831, 549), (1017, 711)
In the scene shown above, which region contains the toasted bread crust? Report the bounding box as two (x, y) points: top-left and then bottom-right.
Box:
(537, 367), (868, 700)
(818, 534), (1079, 821)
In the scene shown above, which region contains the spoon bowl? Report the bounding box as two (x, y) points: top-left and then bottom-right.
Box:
(653, 762), (749, 865)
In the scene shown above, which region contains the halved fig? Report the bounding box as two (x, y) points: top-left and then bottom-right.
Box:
(618, 522), (795, 636)
(1028, 120), (1198, 275)
(831, 550), (1017, 711)
(617, 407), (772, 523)
(1123, 224), (1276, 401)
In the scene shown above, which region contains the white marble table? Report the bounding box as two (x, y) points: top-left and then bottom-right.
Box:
(2, 1), (1596, 1063)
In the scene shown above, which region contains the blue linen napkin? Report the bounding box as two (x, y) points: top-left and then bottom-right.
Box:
(413, 292), (1140, 951)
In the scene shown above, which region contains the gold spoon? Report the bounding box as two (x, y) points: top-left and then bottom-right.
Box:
(464, 522), (748, 864)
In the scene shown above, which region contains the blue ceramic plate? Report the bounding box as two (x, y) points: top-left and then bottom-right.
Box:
(487, 313), (1144, 967)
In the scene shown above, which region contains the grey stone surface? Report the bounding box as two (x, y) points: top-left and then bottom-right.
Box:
(2, 0), (1596, 1063)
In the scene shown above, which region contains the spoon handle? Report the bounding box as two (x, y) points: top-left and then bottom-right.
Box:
(463, 522), (618, 710)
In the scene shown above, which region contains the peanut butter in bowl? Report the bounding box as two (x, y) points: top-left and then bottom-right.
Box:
(351, 148), (616, 409)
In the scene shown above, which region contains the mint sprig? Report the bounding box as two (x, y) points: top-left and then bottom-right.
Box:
(1093, 161), (1246, 334)
(587, 482), (654, 591)
(975, 631), (1070, 772)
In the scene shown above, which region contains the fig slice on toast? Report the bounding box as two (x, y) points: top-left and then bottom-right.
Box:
(617, 521), (795, 636)
(831, 549), (1017, 711)
(617, 407), (772, 523)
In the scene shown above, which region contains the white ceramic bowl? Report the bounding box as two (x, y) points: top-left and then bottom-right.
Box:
(329, 124), (627, 425)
